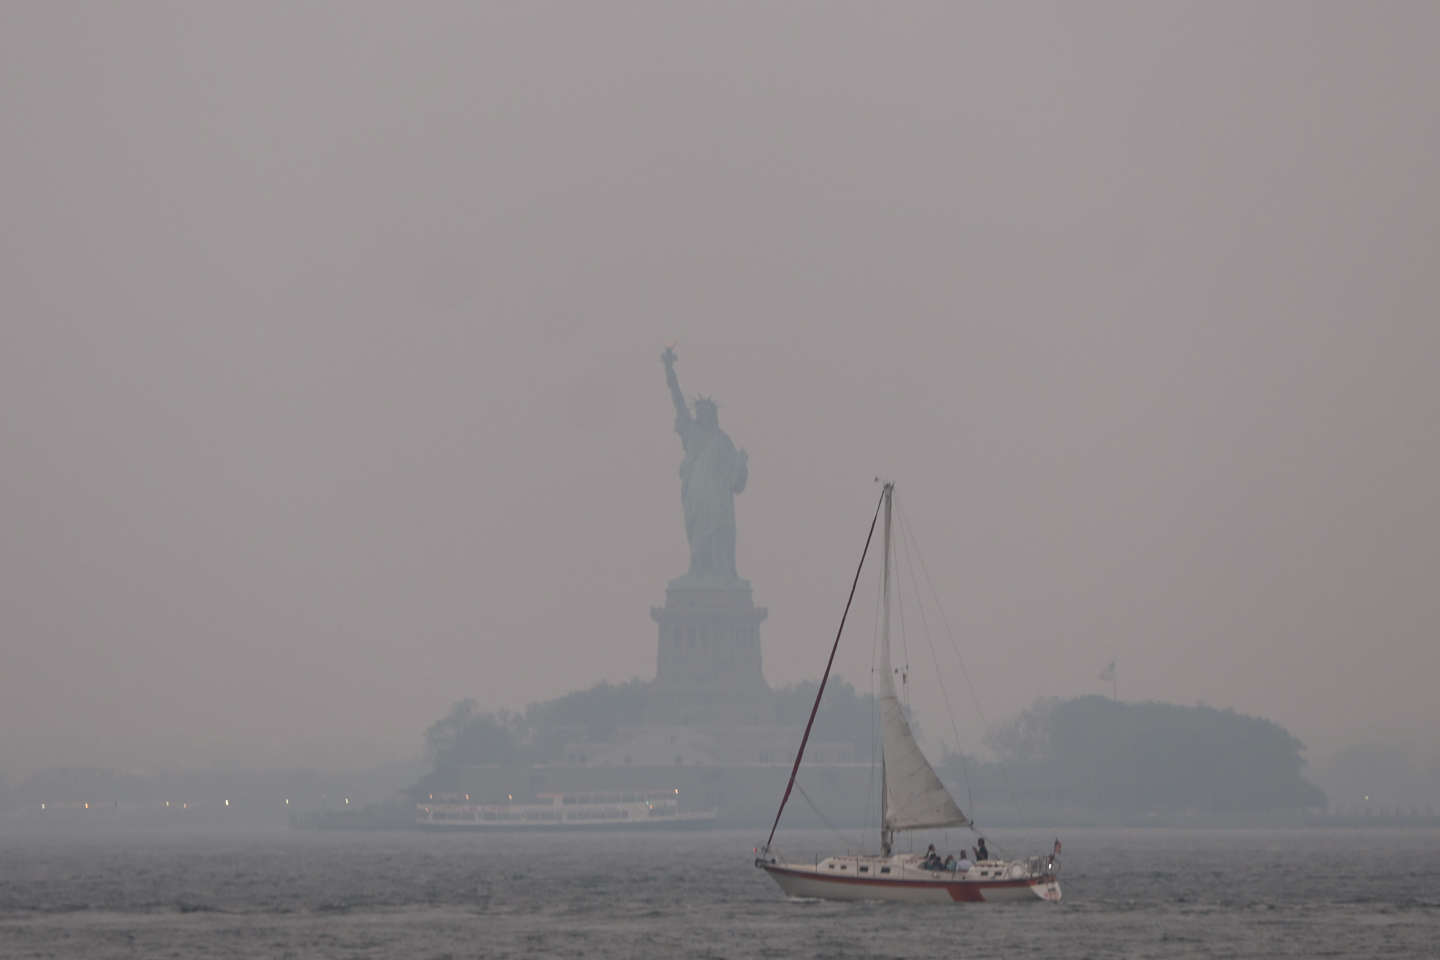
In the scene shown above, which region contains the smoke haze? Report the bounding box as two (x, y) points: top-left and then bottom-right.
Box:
(3, 2), (1437, 777)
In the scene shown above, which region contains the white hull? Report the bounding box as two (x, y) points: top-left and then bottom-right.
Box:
(758, 854), (1061, 904)
(418, 808), (717, 830)
(418, 791), (714, 830)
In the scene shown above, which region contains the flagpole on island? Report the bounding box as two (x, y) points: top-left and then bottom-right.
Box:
(1100, 660), (1117, 701)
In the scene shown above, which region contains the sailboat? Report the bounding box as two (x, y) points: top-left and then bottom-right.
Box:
(755, 482), (1062, 903)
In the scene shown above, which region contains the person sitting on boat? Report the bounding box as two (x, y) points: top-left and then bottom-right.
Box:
(922, 845), (943, 870)
(943, 854), (956, 871)
(955, 853), (973, 873)
(976, 837), (989, 861)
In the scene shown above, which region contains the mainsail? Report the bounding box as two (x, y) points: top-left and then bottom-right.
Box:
(877, 485), (969, 833)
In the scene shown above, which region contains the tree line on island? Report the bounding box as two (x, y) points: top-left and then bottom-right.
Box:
(419, 684), (1325, 816)
(946, 695), (1326, 817)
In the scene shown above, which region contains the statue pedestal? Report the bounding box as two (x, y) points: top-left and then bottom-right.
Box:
(649, 575), (768, 724)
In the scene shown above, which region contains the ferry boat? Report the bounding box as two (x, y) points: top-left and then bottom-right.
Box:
(417, 788), (717, 830)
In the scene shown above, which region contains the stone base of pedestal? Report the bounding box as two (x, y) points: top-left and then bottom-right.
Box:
(649, 574), (768, 723)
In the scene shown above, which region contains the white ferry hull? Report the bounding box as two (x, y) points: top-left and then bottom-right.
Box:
(418, 809), (717, 831)
(758, 860), (1061, 904)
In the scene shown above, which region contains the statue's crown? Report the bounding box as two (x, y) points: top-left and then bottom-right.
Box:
(692, 394), (717, 411)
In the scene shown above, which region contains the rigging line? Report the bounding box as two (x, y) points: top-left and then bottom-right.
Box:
(863, 558), (884, 831)
(763, 485), (885, 853)
(895, 498), (1027, 828)
(893, 502), (974, 820)
(893, 520), (911, 711)
(793, 779), (867, 850)
(895, 501), (1016, 835)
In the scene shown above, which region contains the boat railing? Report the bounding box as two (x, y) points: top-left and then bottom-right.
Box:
(1022, 855), (1060, 878)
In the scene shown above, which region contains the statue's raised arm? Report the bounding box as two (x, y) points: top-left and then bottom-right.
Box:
(662, 346), (691, 427)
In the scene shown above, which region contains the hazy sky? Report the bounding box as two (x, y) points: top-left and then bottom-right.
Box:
(3, 2), (1437, 777)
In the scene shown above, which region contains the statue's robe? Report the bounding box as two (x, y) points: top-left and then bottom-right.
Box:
(676, 415), (747, 578)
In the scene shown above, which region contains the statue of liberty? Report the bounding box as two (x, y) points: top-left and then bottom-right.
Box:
(662, 346), (748, 580)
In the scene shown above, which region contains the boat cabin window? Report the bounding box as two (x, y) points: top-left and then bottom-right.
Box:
(839, 864), (847, 870)
(859, 866), (869, 873)
(880, 867), (891, 874)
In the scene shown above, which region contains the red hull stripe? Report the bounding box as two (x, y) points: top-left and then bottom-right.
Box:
(762, 863), (1041, 898)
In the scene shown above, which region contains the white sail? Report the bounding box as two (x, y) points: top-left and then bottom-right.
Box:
(878, 485), (969, 833)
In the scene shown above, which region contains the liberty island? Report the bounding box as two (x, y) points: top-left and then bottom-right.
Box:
(399, 348), (1326, 831)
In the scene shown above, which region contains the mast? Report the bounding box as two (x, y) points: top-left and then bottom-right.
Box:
(880, 482), (894, 856)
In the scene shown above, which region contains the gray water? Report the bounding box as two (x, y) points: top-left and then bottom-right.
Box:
(1, 825), (1436, 958)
